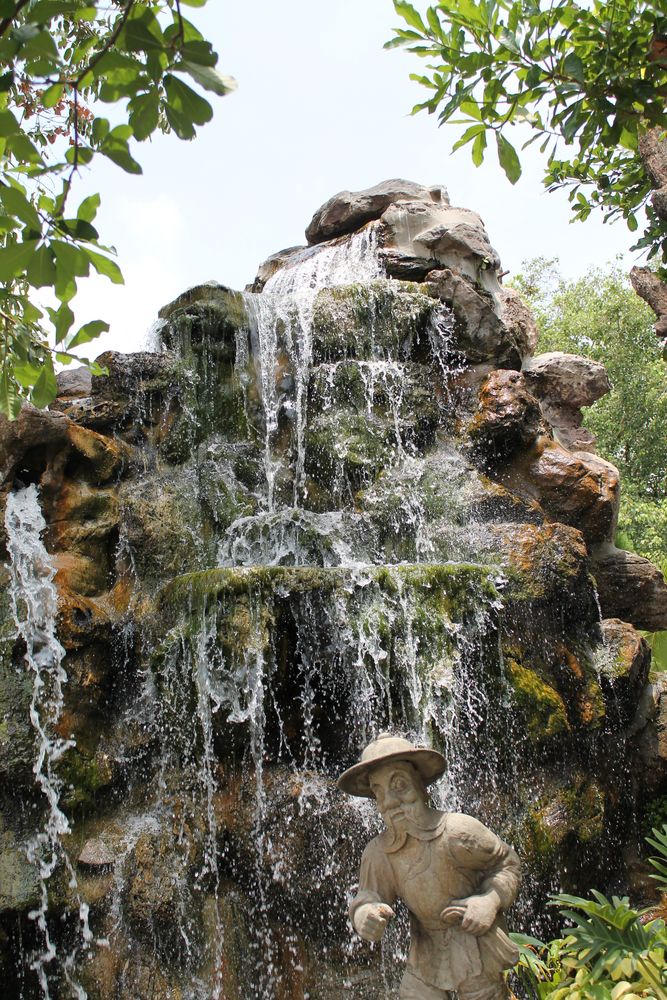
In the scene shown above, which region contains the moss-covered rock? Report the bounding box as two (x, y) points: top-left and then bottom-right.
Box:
(311, 280), (450, 363)
(0, 825), (40, 913)
(505, 658), (570, 743)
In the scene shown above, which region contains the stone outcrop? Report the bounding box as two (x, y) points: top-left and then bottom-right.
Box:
(305, 179), (449, 244)
(1, 180), (664, 999)
(591, 545), (667, 631)
(522, 351), (611, 452)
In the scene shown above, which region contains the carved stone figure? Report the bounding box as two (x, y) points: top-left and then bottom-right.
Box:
(337, 734), (521, 999)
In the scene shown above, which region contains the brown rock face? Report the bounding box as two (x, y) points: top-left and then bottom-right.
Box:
(522, 353), (610, 410)
(305, 179), (449, 244)
(591, 546), (667, 631)
(468, 370), (542, 457)
(599, 618), (651, 723)
(524, 443), (620, 545)
(522, 352), (611, 453)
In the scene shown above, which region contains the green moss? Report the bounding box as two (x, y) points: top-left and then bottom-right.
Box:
(311, 280), (439, 362)
(506, 658), (570, 742)
(58, 748), (113, 810)
(522, 777), (606, 868)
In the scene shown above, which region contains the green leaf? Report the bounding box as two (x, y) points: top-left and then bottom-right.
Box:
(0, 239), (37, 281)
(472, 129), (487, 166)
(31, 361), (58, 408)
(0, 368), (22, 419)
(394, 1), (426, 33)
(52, 301), (74, 343)
(128, 89), (160, 141)
(56, 218), (99, 241)
(67, 319), (109, 349)
(180, 0), (207, 6)
(77, 193), (100, 223)
(41, 82), (64, 108)
(26, 245), (56, 288)
(0, 186), (40, 229)
(563, 52), (585, 85)
(452, 123), (485, 151)
(165, 74), (213, 131)
(101, 128), (142, 174)
(496, 132), (522, 184)
(0, 108), (19, 137)
(86, 249), (123, 284)
(179, 61), (237, 96)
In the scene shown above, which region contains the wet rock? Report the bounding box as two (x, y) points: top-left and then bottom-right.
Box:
(591, 546), (667, 631)
(425, 269), (521, 367)
(598, 618), (651, 724)
(0, 826), (40, 912)
(305, 179), (449, 244)
(632, 676), (667, 797)
(311, 280), (446, 363)
(522, 774), (606, 876)
(505, 656), (570, 744)
(522, 352), (610, 410)
(630, 265), (667, 342)
(0, 405), (69, 488)
(522, 441), (620, 545)
(78, 837), (116, 868)
(380, 201), (502, 300)
(56, 366), (92, 399)
(489, 521), (590, 606)
(468, 370), (542, 458)
(249, 245), (307, 291)
(0, 654), (34, 783)
(499, 287), (539, 360)
(522, 352), (611, 452)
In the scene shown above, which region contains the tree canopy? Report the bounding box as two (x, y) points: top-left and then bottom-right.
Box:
(513, 258), (667, 575)
(387, 0), (667, 263)
(0, 0), (234, 418)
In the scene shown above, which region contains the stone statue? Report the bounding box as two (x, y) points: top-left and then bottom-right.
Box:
(337, 734), (521, 1000)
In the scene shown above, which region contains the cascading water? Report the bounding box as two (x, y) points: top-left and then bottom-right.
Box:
(1, 194), (637, 998)
(5, 486), (91, 999)
(139, 224), (520, 997)
(243, 226), (382, 510)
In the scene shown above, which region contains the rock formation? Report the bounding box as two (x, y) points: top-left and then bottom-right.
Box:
(1, 181), (666, 999)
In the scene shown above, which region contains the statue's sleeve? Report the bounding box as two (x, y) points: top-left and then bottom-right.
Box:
(348, 839), (397, 925)
(447, 814), (521, 911)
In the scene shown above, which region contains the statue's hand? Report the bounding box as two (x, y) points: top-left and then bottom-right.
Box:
(353, 902), (395, 942)
(441, 893), (499, 937)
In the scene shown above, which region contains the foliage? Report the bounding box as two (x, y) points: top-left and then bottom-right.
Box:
(510, 826), (667, 998)
(512, 259), (667, 576)
(386, 0), (667, 263)
(0, 0), (235, 418)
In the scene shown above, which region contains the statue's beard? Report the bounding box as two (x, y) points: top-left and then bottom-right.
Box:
(381, 802), (432, 850)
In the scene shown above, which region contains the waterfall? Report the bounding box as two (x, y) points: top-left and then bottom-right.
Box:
(243, 225), (382, 510)
(5, 486), (90, 1000)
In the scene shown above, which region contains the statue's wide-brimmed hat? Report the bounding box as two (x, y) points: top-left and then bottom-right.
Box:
(336, 733), (446, 798)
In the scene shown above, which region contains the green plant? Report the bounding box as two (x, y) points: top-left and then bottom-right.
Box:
(0, 0), (235, 417)
(387, 0), (667, 264)
(511, 825), (667, 999)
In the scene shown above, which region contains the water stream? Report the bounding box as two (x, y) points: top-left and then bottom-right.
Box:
(5, 486), (91, 1000)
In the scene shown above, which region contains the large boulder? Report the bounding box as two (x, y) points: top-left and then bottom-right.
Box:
(522, 442), (620, 546)
(522, 352), (611, 453)
(305, 179), (449, 244)
(591, 546), (667, 631)
(468, 370), (542, 459)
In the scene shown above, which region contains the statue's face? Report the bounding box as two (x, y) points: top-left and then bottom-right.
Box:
(368, 761), (430, 831)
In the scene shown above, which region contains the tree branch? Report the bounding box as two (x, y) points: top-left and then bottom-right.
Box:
(0, 0), (31, 39)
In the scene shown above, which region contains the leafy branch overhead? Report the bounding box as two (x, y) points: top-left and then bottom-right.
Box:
(0, 0), (235, 418)
(387, 0), (667, 262)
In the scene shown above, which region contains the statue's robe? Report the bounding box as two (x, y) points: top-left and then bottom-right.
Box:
(349, 812), (521, 993)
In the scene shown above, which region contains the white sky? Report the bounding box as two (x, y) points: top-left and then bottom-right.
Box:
(69, 0), (641, 359)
